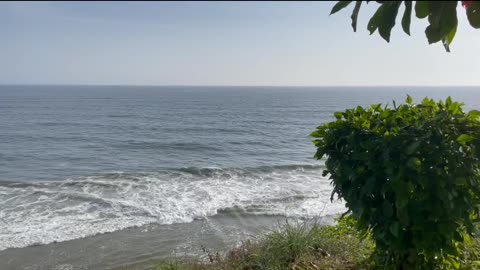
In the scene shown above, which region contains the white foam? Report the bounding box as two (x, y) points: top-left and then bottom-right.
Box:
(0, 165), (345, 250)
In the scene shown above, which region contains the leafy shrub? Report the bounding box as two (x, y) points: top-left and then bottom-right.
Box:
(311, 96), (480, 269)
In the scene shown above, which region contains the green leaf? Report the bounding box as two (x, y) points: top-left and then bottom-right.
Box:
(467, 2), (480, 29)
(334, 111), (343, 120)
(314, 149), (326, 159)
(434, 111), (448, 121)
(446, 96), (452, 107)
(350, 1), (363, 32)
(389, 222), (400, 237)
(402, 1), (412, 35)
(330, 1), (353, 15)
(371, 103), (382, 112)
(425, 1), (458, 47)
(310, 130), (320, 137)
(457, 134), (475, 145)
(467, 110), (480, 121)
(367, 2), (402, 42)
(406, 95), (412, 104)
(442, 23), (457, 52)
(415, 1), (429, 19)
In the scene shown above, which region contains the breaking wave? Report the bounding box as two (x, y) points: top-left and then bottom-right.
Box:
(0, 164), (345, 250)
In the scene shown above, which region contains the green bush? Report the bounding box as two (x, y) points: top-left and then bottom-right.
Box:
(311, 96), (480, 269)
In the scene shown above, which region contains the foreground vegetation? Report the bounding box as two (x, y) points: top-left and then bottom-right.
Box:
(147, 216), (480, 270)
(331, 1), (480, 52)
(152, 216), (373, 270)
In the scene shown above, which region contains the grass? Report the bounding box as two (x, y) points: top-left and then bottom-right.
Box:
(152, 216), (375, 270)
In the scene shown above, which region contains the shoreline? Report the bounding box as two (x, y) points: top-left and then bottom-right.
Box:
(0, 212), (337, 270)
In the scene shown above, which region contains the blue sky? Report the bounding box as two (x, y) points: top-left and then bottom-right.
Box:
(2, 1), (479, 86)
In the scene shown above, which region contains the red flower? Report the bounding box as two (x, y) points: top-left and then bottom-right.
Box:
(462, 0), (473, 9)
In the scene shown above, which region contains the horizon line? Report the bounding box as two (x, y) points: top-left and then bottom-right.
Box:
(1, 83), (479, 88)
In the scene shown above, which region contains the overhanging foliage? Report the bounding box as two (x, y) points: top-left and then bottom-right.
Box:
(331, 1), (480, 52)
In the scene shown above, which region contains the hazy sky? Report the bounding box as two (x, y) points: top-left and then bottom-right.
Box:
(2, 1), (479, 86)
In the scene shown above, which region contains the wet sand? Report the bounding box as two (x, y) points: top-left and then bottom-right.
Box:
(0, 212), (336, 270)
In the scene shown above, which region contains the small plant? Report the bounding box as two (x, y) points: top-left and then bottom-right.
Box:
(311, 96), (480, 269)
(262, 220), (317, 267)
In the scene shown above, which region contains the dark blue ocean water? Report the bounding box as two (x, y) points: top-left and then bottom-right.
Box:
(0, 85), (479, 250)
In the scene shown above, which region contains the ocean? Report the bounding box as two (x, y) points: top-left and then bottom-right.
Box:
(0, 85), (479, 269)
